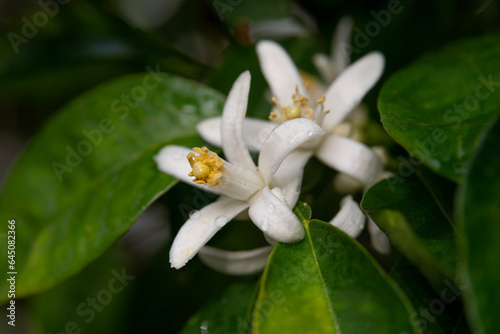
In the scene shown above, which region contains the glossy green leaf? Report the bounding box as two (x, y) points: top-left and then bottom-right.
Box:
(458, 114), (500, 333)
(180, 282), (257, 334)
(253, 218), (418, 334)
(378, 36), (500, 183)
(0, 73), (224, 302)
(390, 259), (466, 334)
(361, 170), (458, 288)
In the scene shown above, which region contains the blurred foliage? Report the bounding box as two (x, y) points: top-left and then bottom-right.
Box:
(458, 114), (500, 333)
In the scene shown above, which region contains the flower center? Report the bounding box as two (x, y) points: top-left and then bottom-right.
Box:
(187, 147), (224, 186)
(270, 85), (329, 123)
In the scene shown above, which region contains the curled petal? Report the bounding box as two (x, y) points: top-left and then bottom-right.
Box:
(198, 245), (273, 275)
(322, 52), (385, 131)
(316, 135), (383, 186)
(197, 117), (276, 152)
(154, 145), (219, 194)
(272, 149), (313, 207)
(367, 217), (391, 254)
(330, 195), (366, 238)
(221, 71), (257, 171)
(169, 197), (248, 269)
(248, 187), (304, 243)
(259, 118), (324, 183)
(256, 40), (309, 105)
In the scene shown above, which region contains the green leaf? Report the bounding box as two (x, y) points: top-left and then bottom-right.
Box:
(361, 170), (458, 288)
(458, 114), (500, 333)
(180, 282), (258, 334)
(253, 219), (419, 334)
(390, 259), (466, 333)
(378, 36), (500, 183)
(293, 201), (312, 222)
(0, 73), (224, 302)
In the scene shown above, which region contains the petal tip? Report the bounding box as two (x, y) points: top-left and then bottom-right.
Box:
(365, 51), (386, 71)
(169, 254), (187, 270)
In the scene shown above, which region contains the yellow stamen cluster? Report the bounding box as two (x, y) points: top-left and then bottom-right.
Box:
(269, 85), (329, 123)
(187, 147), (224, 186)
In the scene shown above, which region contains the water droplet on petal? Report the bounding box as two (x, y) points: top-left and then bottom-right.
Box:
(215, 216), (227, 227)
(266, 204), (275, 213)
(307, 130), (314, 137)
(189, 210), (200, 219)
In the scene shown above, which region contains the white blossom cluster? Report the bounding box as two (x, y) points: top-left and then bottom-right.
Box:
(155, 18), (391, 274)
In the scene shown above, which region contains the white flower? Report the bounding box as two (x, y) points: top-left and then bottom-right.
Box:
(312, 18), (391, 253)
(154, 71), (324, 270)
(198, 39), (390, 253)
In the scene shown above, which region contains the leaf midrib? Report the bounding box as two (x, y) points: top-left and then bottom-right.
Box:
(305, 222), (340, 334)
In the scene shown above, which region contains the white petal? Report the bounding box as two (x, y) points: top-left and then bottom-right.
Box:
(316, 135), (383, 186)
(331, 16), (354, 77)
(322, 52), (385, 131)
(248, 187), (304, 243)
(330, 195), (365, 238)
(198, 117), (276, 152)
(154, 145), (219, 194)
(258, 118), (324, 183)
(216, 160), (263, 201)
(242, 118), (277, 151)
(169, 197), (248, 269)
(272, 149), (313, 207)
(367, 217), (391, 254)
(221, 71), (257, 171)
(312, 53), (336, 84)
(264, 234), (279, 246)
(198, 245), (273, 275)
(256, 40), (309, 105)
(197, 117), (223, 147)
